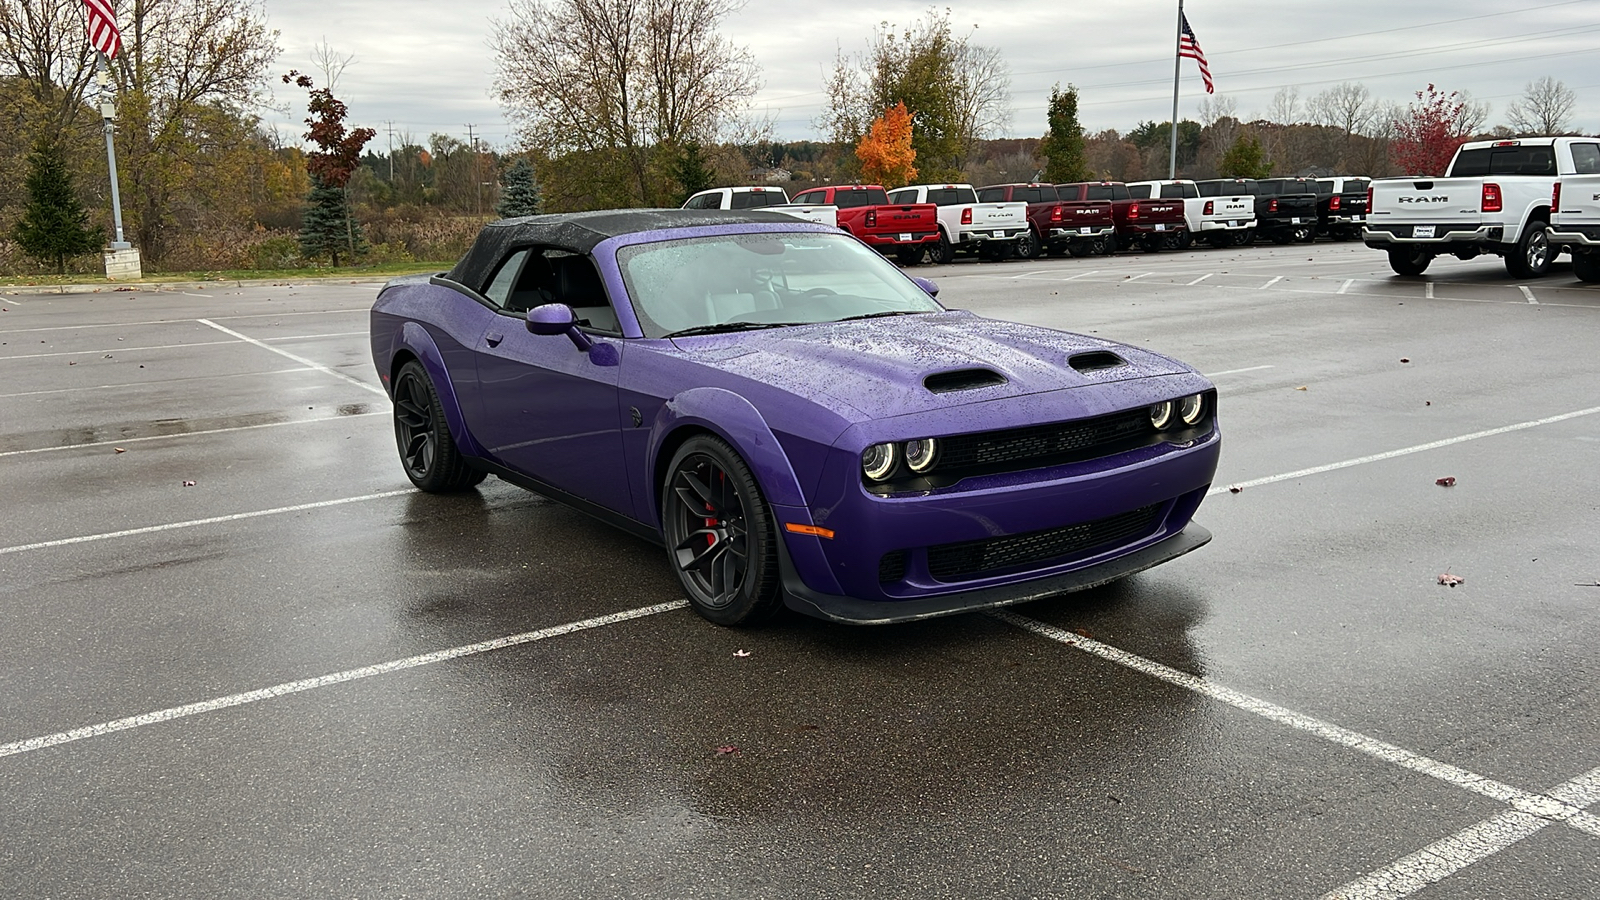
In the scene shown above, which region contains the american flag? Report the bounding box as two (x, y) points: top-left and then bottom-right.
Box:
(1179, 13), (1213, 94)
(83, 0), (122, 59)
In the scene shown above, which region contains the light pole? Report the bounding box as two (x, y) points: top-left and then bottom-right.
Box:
(97, 53), (140, 279)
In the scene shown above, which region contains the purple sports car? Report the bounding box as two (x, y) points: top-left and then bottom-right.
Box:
(369, 210), (1219, 625)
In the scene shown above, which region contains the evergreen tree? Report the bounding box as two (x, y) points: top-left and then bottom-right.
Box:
(1219, 134), (1273, 178)
(13, 140), (103, 275)
(496, 158), (543, 217)
(1038, 84), (1089, 183)
(299, 175), (365, 266)
(671, 142), (716, 206)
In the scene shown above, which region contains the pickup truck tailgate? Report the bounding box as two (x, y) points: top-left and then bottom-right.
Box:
(1368, 178), (1486, 229)
(966, 202), (1027, 230)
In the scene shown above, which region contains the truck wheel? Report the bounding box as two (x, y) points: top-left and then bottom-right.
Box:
(1235, 229), (1255, 246)
(1016, 229), (1042, 259)
(1387, 245), (1432, 276)
(1139, 235), (1164, 253)
(1206, 233), (1231, 249)
(1295, 225), (1316, 243)
(895, 247), (924, 266)
(1572, 251), (1600, 283)
(929, 233), (956, 265)
(1269, 231), (1291, 245)
(1505, 220), (1552, 278)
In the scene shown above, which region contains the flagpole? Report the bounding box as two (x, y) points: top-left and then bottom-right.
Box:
(97, 52), (130, 249)
(1169, 0), (1182, 179)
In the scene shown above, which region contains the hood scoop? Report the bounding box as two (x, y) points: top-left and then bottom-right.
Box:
(1069, 351), (1126, 373)
(924, 368), (1008, 393)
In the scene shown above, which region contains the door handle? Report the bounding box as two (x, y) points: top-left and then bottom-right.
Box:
(485, 331), (504, 347)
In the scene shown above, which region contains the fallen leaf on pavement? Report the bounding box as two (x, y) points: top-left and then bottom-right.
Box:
(1074, 626), (1094, 639)
(1295, 385), (1308, 391)
(1438, 572), (1464, 587)
(1576, 581), (1600, 587)
(114, 448), (126, 454)
(1435, 476), (1456, 487)
(714, 745), (740, 756)
(733, 649), (751, 658)
(182, 480), (196, 487)
(1229, 485), (1243, 494)
(1400, 358), (1411, 363)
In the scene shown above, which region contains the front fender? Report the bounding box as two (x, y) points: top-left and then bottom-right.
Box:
(396, 320), (489, 459)
(647, 387), (806, 519)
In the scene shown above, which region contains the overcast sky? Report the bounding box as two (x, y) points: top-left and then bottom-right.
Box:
(260, 0), (1600, 151)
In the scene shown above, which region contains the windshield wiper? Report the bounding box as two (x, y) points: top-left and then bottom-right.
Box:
(664, 321), (806, 338)
(834, 310), (923, 322)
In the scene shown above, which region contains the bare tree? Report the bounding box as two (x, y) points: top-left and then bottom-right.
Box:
(493, 0), (759, 207)
(1309, 82), (1375, 136)
(1456, 90), (1491, 137)
(310, 39), (353, 92)
(949, 41), (1010, 172)
(1268, 86), (1302, 125)
(0, 0), (98, 133)
(1505, 76), (1576, 136)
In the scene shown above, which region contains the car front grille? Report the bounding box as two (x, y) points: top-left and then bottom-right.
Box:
(936, 409), (1151, 474)
(925, 504), (1162, 582)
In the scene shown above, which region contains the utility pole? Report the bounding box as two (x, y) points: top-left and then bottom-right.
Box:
(1169, 0), (1182, 179)
(384, 120), (395, 182)
(465, 123), (480, 216)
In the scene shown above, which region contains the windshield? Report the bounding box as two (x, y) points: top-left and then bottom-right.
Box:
(617, 232), (944, 338)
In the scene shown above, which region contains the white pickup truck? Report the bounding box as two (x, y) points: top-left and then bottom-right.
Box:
(681, 186), (839, 227)
(1544, 147), (1600, 282)
(885, 183), (1029, 263)
(1128, 179), (1254, 249)
(1363, 137), (1596, 277)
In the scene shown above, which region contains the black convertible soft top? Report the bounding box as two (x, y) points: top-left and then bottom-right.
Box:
(446, 208), (805, 293)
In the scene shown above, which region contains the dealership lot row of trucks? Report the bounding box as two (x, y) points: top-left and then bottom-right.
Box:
(684, 176), (1372, 265)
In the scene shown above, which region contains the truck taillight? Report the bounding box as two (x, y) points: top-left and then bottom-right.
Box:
(1050, 205), (1063, 222)
(1330, 195), (1341, 211)
(1268, 199), (1278, 213)
(1553, 182), (1562, 211)
(1128, 202), (1140, 220)
(865, 209), (877, 227)
(1203, 201), (1214, 215)
(960, 208), (972, 225)
(1367, 186), (1373, 212)
(1482, 183), (1502, 213)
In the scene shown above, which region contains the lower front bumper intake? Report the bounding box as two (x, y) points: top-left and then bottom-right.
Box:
(778, 523), (1212, 625)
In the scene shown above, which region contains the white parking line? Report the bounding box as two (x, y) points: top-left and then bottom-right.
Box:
(1186, 273), (1214, 286)
(1321, 767), (1600, 900)
(1209, 402), (1600, 496)
(182, 292), (213, 298)
(1338, 279), (1355, 294)
(1261, 276), (1284, 289)
(198, 318), (384, 396)
(1124, 272), (1155, 282)
(1520, 286), (1539, 304)
(0, 601), (688, 761)
(1425, 283), (1435, 299)
(1202, 365), (1274, 377)
(0, 489), (413, 556)
(1064, 270), (1102, 280)
(0, 410), (385, 458)
(1, 295), (24, 304)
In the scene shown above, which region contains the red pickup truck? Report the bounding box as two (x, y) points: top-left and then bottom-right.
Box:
(789, 184), (940, 264)
(978, 183), (1117, 258)
(1057, 182), (1188, 252)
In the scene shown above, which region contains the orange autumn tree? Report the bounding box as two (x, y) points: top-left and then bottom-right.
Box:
(856, 102), (918, 186)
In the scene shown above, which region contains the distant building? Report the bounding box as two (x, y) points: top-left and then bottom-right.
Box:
(750, 167), (791, 183)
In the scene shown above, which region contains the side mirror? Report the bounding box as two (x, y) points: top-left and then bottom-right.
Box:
(525, 303), (593, 351)
(911, 276), (939, 297)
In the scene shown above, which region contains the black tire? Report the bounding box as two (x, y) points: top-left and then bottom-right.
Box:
(1269, 230), (1292, 245)
(1174, 230), (1192, 250)
(661, 435), (782, 626)
(1505, 220), (1552, 278)
(1572, 251), (1600, 283)
(392, 359), (486, 492)
(895, 247), (923, 266)
(1016, 228), (1042, 259)
(1139, 235), (1164, 253)
(1387, 245), (1432, 276)
(1234, 229), (1254, 246)
(1295, 225), (1316, 243)
(1206, 233), (1231, 249)
(929, 232), (956, 265)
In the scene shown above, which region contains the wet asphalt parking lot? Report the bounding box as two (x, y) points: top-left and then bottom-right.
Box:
(2, 242), (1598, 899)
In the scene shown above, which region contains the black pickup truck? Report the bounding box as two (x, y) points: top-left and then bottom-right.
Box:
(1313, 177), (1371, 241)
(1249, 178), (1320, 243)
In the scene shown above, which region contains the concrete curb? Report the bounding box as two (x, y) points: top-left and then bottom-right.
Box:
(0, 273), (427, 297)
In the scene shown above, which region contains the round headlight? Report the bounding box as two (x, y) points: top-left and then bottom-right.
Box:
(862, 442), (897, 481)
(1178, 394), (1205, 426)
(1149, 400), (1175, 430)
(904, 438), (939, 473)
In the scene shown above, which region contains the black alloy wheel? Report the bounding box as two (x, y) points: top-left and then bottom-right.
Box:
(1387, 245), (1432, 276)
(392, 359), (486, 492)
(1016, 228), (1042, 259)
(662, 436), (781, 626)
(895, 246), (924, 266)
(1295, 225), (1316, 243)
(929, 233), (956, 265)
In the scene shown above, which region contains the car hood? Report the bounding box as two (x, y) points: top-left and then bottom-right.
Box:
(668, 310), (1191, 420)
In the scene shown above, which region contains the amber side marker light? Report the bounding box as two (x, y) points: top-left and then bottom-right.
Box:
(785, 523), (836, 539)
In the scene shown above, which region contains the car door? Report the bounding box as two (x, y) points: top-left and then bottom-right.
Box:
(470, 247), (631, 515)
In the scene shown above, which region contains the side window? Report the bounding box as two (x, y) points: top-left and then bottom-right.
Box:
(1112, 184), (1130, 201)
(483, 249), (530, 309)
(548, 251), (620, 334)
(795, 191), (823, 205)
(887, 190), (917, 204)
(977, 188), (1004, 202)
(1572, 143), (1600, 174)
(1128, 185), (1152, 199)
